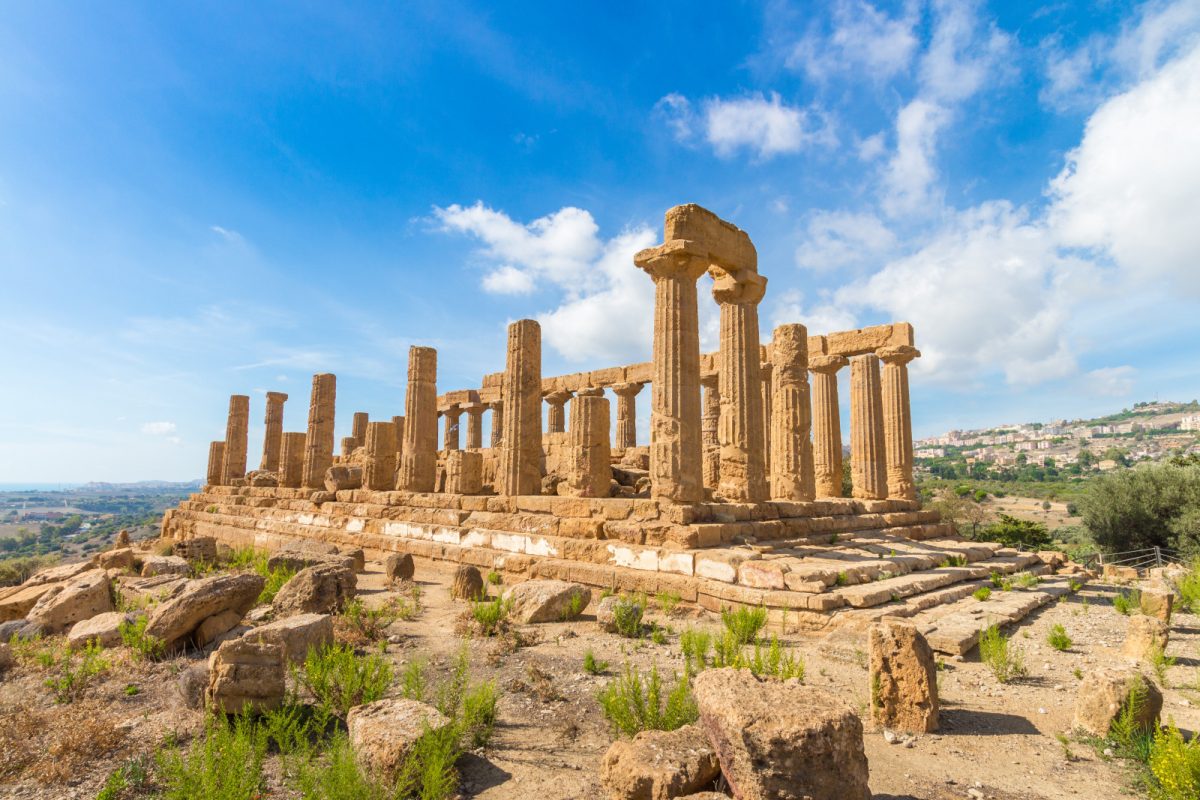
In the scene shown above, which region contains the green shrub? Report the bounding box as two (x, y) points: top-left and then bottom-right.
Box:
(44, 639), (109, 704)
(1110, 676), (1155, 763)
(1114, 589), (1141, 615)
(96, 756), (151, 800)
(258, 564), (296, 605)
(1149, 723), (1200, 800)
(486, 570), (503, 585)
(401, 658), (427, 702)
(341, 598), (403, 642)
(1178, 560), (1200, 614)
(294, 732), (386, 800)
(583, 649), (608, 675)
(119, 615), (165, 661)
(612, 596), (645, 638)
(295, 643), (393, 719)
(679, 628), (712, 673)
(973, 586), (992, 601)
(470, 597), (510, 636)
(746, 636), (805, 681)
(978, 624), (1026, 683)
(656, 591), (681, 615)
(0, 554), (59, 588)
(597, 663), (697, 737)
(561, 592), (585, 621)
(1047, 624), (1072, 651)
(157, 714), (267, 800)
(650, 625), (667, 645)
(721, 606), (767, 645)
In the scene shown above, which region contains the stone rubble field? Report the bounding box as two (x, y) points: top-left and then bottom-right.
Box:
(0, 538), (1198, 800)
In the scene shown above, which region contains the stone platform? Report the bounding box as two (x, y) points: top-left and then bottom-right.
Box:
(163, 485), (1062, 631)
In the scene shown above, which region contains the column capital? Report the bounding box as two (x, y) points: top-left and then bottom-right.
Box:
(576, 386), (604, 398)
(634, 241), (710, 282)
(543, 389), (574, 405)
(265, 391), (289, 402)
(711, 269), (767, 306)
(759, 361), (773, 379)
(462, 402), (486, 415)
(700, 373), (719, 389)
(809, 354), (849, 374)
(877, 345), (921, 366)
(443, 403), (462, 416)
(611, 382), (644, 398)
(486, 400), (503, 411)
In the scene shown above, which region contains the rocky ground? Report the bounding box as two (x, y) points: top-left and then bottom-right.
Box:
(0, 554), (1196, 800)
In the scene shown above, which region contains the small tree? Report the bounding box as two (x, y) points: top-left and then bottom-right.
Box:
(976, 514), (1052, 550)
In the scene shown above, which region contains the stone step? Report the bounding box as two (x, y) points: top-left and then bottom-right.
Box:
(830, 554), (1045, 609)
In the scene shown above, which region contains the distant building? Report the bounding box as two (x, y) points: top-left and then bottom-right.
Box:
(1181, 414), (1200, 432)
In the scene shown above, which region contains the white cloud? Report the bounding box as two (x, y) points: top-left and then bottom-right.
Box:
(881, 99), (949, 216)
(1084, 366), (1137, 397)
(141, 421), (177, 436)
(795, 211), (896, 272)
(210, 225), (244, 244)
(1049, 41), (1200, 296)
(918, 0), (1014, 103)
(788, 0), (919, 82)
(1039, 38), (1100, 111)
(769, 289), (859, 338)
(857, 132), (886, 161)
(1111, 0), (1200, 80)
(702, 93), (835, 159)
(654, 93), (695, 142)
(481, 265), (536, 295)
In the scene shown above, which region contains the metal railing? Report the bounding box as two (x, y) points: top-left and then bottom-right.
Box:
(1083, 545), (1187, 572)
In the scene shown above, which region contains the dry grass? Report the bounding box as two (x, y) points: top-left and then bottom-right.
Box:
(0, 700), (130, 784)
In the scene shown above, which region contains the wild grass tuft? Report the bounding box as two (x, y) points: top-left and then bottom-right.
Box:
(721, 606), (767, 645)
(597, 662), (698, 737)
(119, 615), (165, 661)
(470, 597), (511, 636)
(973, 586), (992, 601)
(583, 649), (608, 675)
(44, 639), (109, 704)
(1047, 623), (1072, 652)
(157, 714), (267, 800)
(294, 643), (393, 719)
(978, 624), (1026, 684)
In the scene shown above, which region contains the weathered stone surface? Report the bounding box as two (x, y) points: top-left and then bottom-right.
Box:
(246, 470), (279, 487)
(564, 389), (612, 498)
(503, 580), (591, 624)
(178, 663), (210, 709)
(244, 613), (334, 663)
(398, 347), (438, 492)
(302, 373), (337, 490)
(116, 573), (189, 605)
(385, 553), (414, 584)
(1139, 587), (1173, 622)
(444, 449), (483, 495)
(260, 391), (288, 472)
(145, 573), (265, 651)
(499, 320), (543, 496)
(221, 394), (250, 484)
(451, 565), (485, 601)
(346, 698), (452, 778)
(850, 354), (886, 500)
(272, 563), (356, 617)
(67, 611), (138, 649)
(1073, 668), (1163, 737)
(363, 421), (398, 491)
(174, 537), (218, 563)
(324, 465), (363, 492)
(1121, 616), (1170, 662)
(278, 431), (306, 488)
(206, 637), (285, 715)
(810, 354), (847, 498)
(141, 555), (191, 577)
(27, 569), (113, 634)
(612, 383), (644, 451)
(195, 609), (245, 649)
(713, 267), (767, 503)
(769, 324), (814, 501)
(868, 620), (939, 733)
(95, 547), (135, 571)
(878, 345), (919, 500)
(600, 723), (720, 800)
(207, 440), (226, 486)
(693, 668), (870, 800)
(0, 642), (12, 673)
(114, 529), (131, 547)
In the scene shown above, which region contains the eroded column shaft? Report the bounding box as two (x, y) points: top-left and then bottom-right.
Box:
(363, 421), (398, 491)
(612, 383), (643, 450)
(260, 392), (288, 472)
(715, 275), (768, 503)
(488, 402), (503, 448)
(769, 324), (814, 500)
(278, 432), (306, 488)
(206, 441), (225, 486)
(850, 354), (888, 500)
(498, 320), (543, 496)
(565, 388), (611, 497)
(351, 412), (369, 449)
(465, 404), (484, 449)
(221, 394), (250, 484)
(760, 361), (773, 478)
(810, 356), (847, 497)
(397, 348), (437, 492)
(301, 374), (336, 490)
(701, 376), (720, 492)
(879, 346), (920, 500)
(442, 407), (461, 451)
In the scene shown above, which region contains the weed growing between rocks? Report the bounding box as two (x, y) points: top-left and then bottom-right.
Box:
(597, 662), (698, 737)
(721, 605), (767, 645)
(973, 586), (992, 601)
(978, 624), (1027, 684)
(1114, 589), (1141, 616)
(45, 639), (109, 704)
(583, 649), (609, 675)
(120, 616), (166, 661)
(157, 713), (268, 800)
(469, 597), (511, 636)
(1047, 624), (1073, 651)
(1148, 643), (1177, 686)
(294, 642), (393, 719)
(612, 595), (646, 638)
(340, 596), (415, 643)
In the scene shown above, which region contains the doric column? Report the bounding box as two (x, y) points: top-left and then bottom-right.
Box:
(878, 345), (920, 500)
(340, 437), (357, 458)
(221, 394), (250, 484)
(850, 354), (888, 500)
(351, 412), (369, 449)
(301, 374), (336, 489)
(544, 390), (573, 434)
(363, 421), (398, 491)
(611, 382), (644, 450)
(464, 403), (485, 449)
(206, 441), (225, 486)
(810, 355), (847, 497)
(634, 247), (707, 504)
(760, 360), (773, 478)
(260, 391), (288, 472)
(278, 432), (305, 488)
(391, 416), (405, 464)
(769, 324), (815, 500)
(713, 270), (768, 503)
(498, 319), (543, 495)
(564, 388), (612, 497)
(700, 375), (720, 491)
(397, 347), (437, 492)
(488, 401), (503, 448)
(442, 404), (462, 451)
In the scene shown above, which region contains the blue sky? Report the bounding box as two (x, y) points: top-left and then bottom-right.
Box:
(2, 0), (1199, 482)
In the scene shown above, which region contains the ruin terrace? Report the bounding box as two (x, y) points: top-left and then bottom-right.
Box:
(165, 204), (1059, 635)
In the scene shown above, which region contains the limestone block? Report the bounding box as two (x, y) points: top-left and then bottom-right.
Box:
(693, 668), (870, 800)
(324, 465), (363, 492)
(177, 663), (209, 709)
(600, 723), (721, 800)
(260, 391), (288, 472)
(451, 565), (485, 601)
(272, 563), (356, 617)
(1139, 587), (1173, 622)
(385, 553), (415, 584)
(498, 320), (544, 496)
(398, 348), (438, 492)
(221, 394), (251, 484)
(207, 441), (226, 486)
(141, 555), (191, 577)
(206, 637), (285, 715)
(1074, 668), (1162, 736)
(278, 432), (306, 488)
(302, 373), (337, 490)
(503, 580), (591, 624)
(445, 449), (483, 494)
(868, 620), (939, 733)
(243, 612), (334, 664)
(1122, 615), (1169, 661)
(346, 698), (452, 779)
(174, 536), (218, 563)
(246, 470), (279, 487)
(67, 611), (138, 650)
(564, 389), (612, 498)
(145, 573), (265, 652)
(27, 569), (114, 634)
(195, 609), (245, 649)
(95, 547), (135, 571)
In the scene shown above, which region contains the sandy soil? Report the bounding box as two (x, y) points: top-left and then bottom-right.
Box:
(1, 557), (1196, 800)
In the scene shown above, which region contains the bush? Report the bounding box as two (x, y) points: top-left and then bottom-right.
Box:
(294, 643), (393, 719)
(1114, 589), (1141, 616)
(1149, 723), (1200, 800)
(721, 606), (767, 645)
(612, 597), (645, 638)
(973, 586), (992, 601)
(583, 649), (608, 675)
(157, 714), (267, 800)
(1080, 461), (1200, 555)
(978, 624), (1026, 683)
(258, 563), (296, 605)
(975, 514), (1053, 550)
(598, 663), (697, 737)
(680, 628), (712, 674)
(1178, 559), (1200, 614)
(1047, 624), (1072, 651)
(119, 616), (165, 661)
(44, 639), (109, 704)
(656, 591), (681, 615)
(341, 598), (403, 642)
(470, 598), (510, 636)
(0, 554), (59, 587)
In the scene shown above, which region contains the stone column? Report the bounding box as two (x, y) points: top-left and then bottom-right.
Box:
(488, 401), (503, 448)
(498, 319), (543, 496)
(278, 432), (306, 488)
(464, 403), (485, 449)
(391, 416), (406, 464)
(611, 382), (644, 450)
(713, 271), (768, 503)
(301, 374), (336, 490)
(260, 391), (288, 472)
(442, 405), (462, 451)
(878, 345), (920, 501)
(544, 390), (573, 434)
(206, 441), (225, 486)
(810, 355), (847, 497)
(760, 360), (773, 479)
(635, 248), (707, 504)
(700, 375), (720, 491)
(850, 354), (888, 500)
(351, 412), (369, 449)
(340, 437), (357, 458)
(397, 348), (438, 492)
(565, 388), (612, 497)
(363, 421), (398, 491)
(769, 324), (815, 500)
(221, 394), (250, 484)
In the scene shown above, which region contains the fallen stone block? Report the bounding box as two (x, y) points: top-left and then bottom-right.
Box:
(27, 569), (114, 634)
(141, 555), (191, 578)
(95, 548), (136, 571)
(145, 573), (265, 651)
(67, 611), (139, 650)
(195, 609), (246, 649)
(503, 579), (591, 624)
(1073, 668), (1162, 737)
(244, 613), (334, 664)
(1122, 615), (1169, 662)
(451, 565), (485, 601)
(600, 723), (720, 800)
(273, 563), (356, 617)
(869, 620), (939, 734)
(385, 553), (414, 584)
(346, 697), (452, 779)
(1139, 586), (1173, 623)
(206, 637), (285, 715)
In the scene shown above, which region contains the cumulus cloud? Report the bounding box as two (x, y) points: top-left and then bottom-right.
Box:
(918, 0), (1014, 103)
(769, 288), (859, 338)
(141, 421), (177, 436)
(795, 211), (897, 272)
(481, 265), (536, 295)
(656, 92), (835, 160)
(1085, 366), (1138, 397)
(881, 99), (949, 217)
(788, 0), (919, 82)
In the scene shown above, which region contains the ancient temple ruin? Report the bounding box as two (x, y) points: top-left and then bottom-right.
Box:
(165, 204), (1045, 634)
